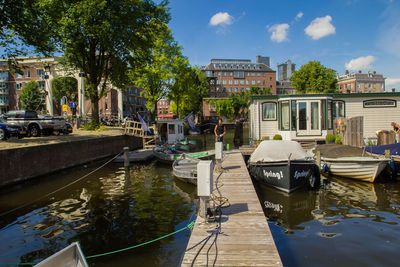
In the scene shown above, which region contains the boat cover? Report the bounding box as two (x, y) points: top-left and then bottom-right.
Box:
(249, 140), (310, 163)
(363, 143), (400, 156)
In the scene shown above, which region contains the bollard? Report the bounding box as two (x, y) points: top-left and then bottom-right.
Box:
(123, 147), (130, 168)
(197, 160), (213, 219)
(316, 150), (321, 169)
(215, 142), (223, 171)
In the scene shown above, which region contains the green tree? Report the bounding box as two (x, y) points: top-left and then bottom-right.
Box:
(51, 77), (78, 104)
(130, 24), (181, 121)
(169, 66), (209, 118)
(231, 92), (249, 119)
(19, 80), (45, 111)
(34, 0), (170, 126)
(249, 86), (270, 95)
(290, 61), (338, 94)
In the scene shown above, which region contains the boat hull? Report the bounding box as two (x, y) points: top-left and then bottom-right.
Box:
(249, 161), (318, 193)
(321, 157), (390, 182)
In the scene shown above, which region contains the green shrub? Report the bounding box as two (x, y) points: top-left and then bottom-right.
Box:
(325, 133), (335, 143)
(335, 135), (342, 144)
(273, 134), (282, 140)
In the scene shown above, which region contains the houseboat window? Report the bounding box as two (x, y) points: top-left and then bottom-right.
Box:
(333, 100), (345, 119)
(311, 102), (319, 130)
(262, 102), (276, 120)
(280, 101), (290, 130)
(298, 102), (307, 130)
(328, 100), (333, 129)
(168, 124), (175, 134)
(178, 125), (183, 134)
(321, 100), (326, 130)
(291, 100), (296, 130)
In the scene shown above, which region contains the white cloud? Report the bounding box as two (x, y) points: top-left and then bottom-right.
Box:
(386, 78), (400, 89)
(295, 12), (304, 21)
(209, 12), (234, 26)
(345, 56), (376, 71)
(268, 24), (290, 43)
(304, 15), (336, 40)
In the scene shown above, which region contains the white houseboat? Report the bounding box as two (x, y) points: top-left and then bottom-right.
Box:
(249, 92), (400, 143)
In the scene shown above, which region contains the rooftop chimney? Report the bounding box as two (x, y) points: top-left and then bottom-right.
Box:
(345, 70), (349, 75)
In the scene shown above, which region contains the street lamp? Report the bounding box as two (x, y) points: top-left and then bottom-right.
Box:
(78, 73), (85, 121)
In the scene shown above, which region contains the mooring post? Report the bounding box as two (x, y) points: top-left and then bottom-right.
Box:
(316, 150), (321, 169)
(123, 147), (130, 168)
(384, 149), (391, 158)
(197, 160), (213, 220)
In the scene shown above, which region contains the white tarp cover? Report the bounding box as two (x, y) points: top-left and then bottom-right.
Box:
(249, 140), (310, 163)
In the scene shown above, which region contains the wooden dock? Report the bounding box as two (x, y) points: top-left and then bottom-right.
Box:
(181, 151), (282, 266)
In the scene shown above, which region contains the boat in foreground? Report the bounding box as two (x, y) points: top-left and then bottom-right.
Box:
(172, 154), (200, 184)
(248, 140), (320, 193)
(34, 242), (88, 267)
(114, 149), (154, 163)
(320, 156), (390, 182)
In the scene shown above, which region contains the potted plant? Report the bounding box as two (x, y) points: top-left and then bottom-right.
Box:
(335, 135), (342, 144)
(273, 134), (282, 140)
(325, 133), (335, 144)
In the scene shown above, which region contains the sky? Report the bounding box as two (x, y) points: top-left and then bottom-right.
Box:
(167, 0), (400, 90)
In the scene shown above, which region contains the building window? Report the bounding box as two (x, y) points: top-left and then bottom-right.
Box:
(251, 72), (255, 76)
(246, 80), (249, 85)
(234, 71), (244, 78)
(263, 73), (266, 77)
(357, 83), (360, 88)
(222, 72), (226, 76)
(0, 71), (9, 81)
(105, 102), (108, 110)
(234, 80), (238, 85)
(229, 72), (232, 76)
(257, 80), (261, 85)
(252, 80), (255, 85)
(257, 73), (260, 77)
(262, 102), (276, 120)
(263, 80), (266, 85)
(228, 80), (232, 85)
(38, 81), (45, 91)
(270, 77), (272, 81)
(24, 71), (31, 78)
(240, 88), (244, 92)
(37, 69), (45, 79)
(270, 85), (272, 88)
(222, 80), (226, 85)
(240, 80), (244, 85)
(369, 83), (372, 88)
(246, 72), (249, 76)
(228, 88), (232, 92)
(234, 88), (238, 92)
(16, 83), (22, 90)
(16, 73), (22, 79)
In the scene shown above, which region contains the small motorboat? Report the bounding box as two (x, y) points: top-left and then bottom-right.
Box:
(114, 149), (154, 163)
(153, 145), (215, 164)
(320, 156), (390, 182)
(248, 140), (320, 193)
(172, 154), (200, 184)
(34, 242), (88, 267)
(363, 142), (400, 176)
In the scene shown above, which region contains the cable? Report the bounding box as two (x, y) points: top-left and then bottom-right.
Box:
(0, 152), (123, 217)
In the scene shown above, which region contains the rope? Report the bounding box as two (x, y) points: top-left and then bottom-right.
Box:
(86, 221), (194, 259)
(0, 221), (195, 266)
(0, 152), (123, 217)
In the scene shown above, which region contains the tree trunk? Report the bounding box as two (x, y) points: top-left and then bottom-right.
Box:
(90, 93), (100, 126)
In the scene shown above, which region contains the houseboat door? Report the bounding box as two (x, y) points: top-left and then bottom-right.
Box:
(297, 101), (321, 136)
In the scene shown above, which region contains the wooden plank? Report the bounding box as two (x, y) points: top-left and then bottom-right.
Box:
(181, 152), (282, 267)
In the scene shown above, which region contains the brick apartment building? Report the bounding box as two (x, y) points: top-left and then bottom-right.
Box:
(0, 57), (147, 120)
(157, 99), (174, 119)
(202, 56), (276, 119)
(336, 70), (385, 93)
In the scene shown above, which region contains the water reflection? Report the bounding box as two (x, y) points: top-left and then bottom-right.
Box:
(0, 160), (195, 267)
(255, 177), (400, 266)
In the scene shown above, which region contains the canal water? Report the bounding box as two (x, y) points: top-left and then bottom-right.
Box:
(0, 160), (197, 266)
(2, 127), (400, 266)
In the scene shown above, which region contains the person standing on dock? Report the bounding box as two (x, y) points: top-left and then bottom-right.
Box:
(214, 119), (226, 142)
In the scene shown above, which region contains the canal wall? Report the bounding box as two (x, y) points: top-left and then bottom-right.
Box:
(0, 135), (142, 187)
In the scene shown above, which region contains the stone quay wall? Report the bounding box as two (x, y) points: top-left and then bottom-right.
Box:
(0, 135), (141, 187)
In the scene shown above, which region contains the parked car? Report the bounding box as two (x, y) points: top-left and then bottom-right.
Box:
(0, 121), (27, 140)
(3, 110), (66, 137)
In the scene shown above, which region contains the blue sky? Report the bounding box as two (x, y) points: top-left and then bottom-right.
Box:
(168, 0), (400, 90)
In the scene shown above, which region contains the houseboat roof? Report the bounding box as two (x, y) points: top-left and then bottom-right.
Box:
(250, 92), (400, 101)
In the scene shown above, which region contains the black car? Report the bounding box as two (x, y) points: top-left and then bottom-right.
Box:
(0, 122), (27, 140)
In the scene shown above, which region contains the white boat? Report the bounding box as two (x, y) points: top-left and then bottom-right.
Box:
(172, 154), (200, 184)
(114, 149), (154, 163)
(153, 145), (215, 163)
(34, 242), (88, 267)
(321, 156), (390, 182)
(248, 140), (320, 193)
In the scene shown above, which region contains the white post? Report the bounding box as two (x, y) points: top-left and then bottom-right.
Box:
(215, 141), (223, 171)
(44, 65), (54, 116)
(118, 89), (124, 122)
(197, 160), (213, 219)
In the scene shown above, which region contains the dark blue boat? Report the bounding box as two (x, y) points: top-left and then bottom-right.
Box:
(364, 143), (400, 176)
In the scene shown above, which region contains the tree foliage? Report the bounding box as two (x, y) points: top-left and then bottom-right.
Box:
(51, 77), (78, 104)
(290, 61), (338, 94)
(25, 0), (171, 126)
(129, 24), (182, 121)
(169, 66), (209, 118)
(19, 80), (45, 111)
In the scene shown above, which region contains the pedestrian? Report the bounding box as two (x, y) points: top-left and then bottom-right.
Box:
(214, 118), (226, 142)
(391, 122), (400, 143)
